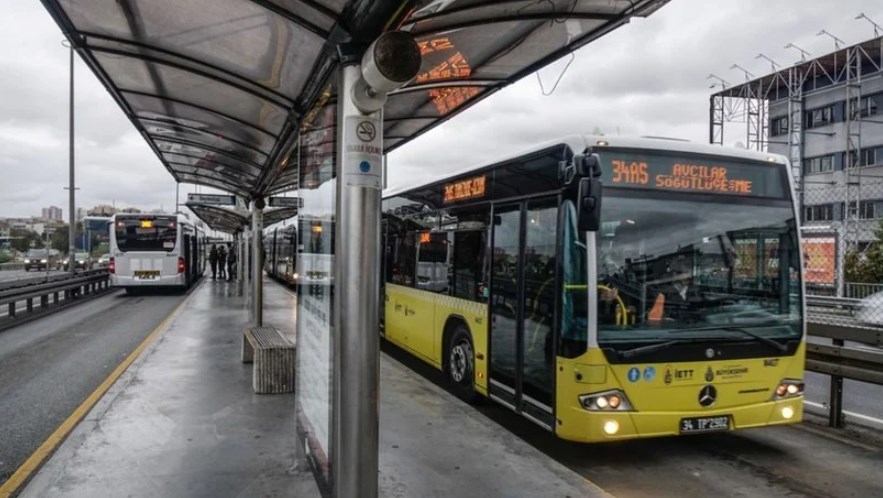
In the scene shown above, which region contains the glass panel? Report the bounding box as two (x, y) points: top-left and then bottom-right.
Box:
(490, 204), (521, 390)
(452, 230), (488, 301)
(521, 198), (557, 406)
(596, 194), (803, 352)
(416, 232), (450, 293)
(142, 119), (273, 156)
(66, 0), (324, 100)
(114, 216), (177, 252)
(560, 200), (588, 358)
(128, 92), (278, 140)
(97, 53), (288, 135)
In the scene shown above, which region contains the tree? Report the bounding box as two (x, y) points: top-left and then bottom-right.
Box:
(50, 228), (69, 253)
(845, 220), (883, 284)
(9, 228), (42, 253)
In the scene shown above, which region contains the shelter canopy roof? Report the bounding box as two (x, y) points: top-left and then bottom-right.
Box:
(43, 0), (668, 199)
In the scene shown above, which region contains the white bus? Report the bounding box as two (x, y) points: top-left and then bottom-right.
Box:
(109, 213), (204, 293)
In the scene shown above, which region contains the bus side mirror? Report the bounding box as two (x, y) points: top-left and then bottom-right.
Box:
(572, 154), (602, 232)
(577, 177), (602, 232)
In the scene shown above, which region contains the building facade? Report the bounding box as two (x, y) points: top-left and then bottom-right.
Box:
(710, 36), (883, 294)
(41, 206), (63, 221)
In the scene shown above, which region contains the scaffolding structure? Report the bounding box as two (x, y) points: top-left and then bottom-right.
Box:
(710, 35), (883, 246)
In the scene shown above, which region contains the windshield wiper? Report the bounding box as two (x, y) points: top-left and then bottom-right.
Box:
(719, 327), (788, 353)
(617, 339), (693, 359)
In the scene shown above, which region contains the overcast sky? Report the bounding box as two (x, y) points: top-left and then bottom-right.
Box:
(2, 0), (882, 218)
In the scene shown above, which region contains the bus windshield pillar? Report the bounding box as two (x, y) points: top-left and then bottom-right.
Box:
(252, 199), (264, 326)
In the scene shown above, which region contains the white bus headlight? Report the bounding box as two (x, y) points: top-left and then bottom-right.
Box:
(579, 389), (634, 411)
(773, 379), (804, 400)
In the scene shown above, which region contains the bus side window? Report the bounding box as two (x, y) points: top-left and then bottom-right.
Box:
(452, 230), (487, 302)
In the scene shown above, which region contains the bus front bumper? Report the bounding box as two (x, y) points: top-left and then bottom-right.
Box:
(556, 397), (804, 442)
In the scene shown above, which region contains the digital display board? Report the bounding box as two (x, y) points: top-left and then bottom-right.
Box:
(598, 152), (785, 198)
(443, 175), (486, 203)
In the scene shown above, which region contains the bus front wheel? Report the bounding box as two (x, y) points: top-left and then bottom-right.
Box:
(446, 324), (478, 403)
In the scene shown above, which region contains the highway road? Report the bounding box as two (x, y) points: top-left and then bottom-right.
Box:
(384, 343), (883, 498)
(0, 287), (188, 484)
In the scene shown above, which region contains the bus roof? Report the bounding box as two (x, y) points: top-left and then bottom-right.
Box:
(383, 135), (789, 199)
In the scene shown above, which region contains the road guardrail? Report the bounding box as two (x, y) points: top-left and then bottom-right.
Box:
(0, 269), (112, 331)
(807, 320), (883, 428)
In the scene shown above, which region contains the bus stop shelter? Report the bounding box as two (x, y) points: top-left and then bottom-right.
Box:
(40, 1), (670, 496)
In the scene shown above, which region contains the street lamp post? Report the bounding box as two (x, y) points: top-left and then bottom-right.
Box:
(63, 41), (77, 275)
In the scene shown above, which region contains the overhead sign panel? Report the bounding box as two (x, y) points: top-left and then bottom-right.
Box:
(268, 196), (304, 208)
(187, 193), (236, 206)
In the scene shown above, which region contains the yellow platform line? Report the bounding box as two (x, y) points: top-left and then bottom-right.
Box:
(0, 290), (193, 497)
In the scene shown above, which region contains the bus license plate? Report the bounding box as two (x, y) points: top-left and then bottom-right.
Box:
(680, 415), (730, 434)
(134, 271), (159, 280)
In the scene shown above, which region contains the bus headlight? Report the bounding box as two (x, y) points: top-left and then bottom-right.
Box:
(772, 379), (804, 400)
(579, 389), (633, 411)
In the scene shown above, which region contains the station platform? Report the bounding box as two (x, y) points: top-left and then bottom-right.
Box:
(18, 278), (606, 498)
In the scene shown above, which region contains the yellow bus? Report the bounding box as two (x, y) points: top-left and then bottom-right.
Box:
(382, 136), (805, 442)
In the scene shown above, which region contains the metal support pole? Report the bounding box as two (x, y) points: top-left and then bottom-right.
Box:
(829, 338), (845, 427)
(332, 63), (382, 498)
(244, 227), (251, 313)
(252, 201), (264, 326)
(68, 43), (76, 276)
(175, 183), (180, 214)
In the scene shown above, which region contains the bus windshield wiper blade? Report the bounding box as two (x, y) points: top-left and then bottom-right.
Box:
(721, 327), (788, 353)
(618, 339), (689, 359)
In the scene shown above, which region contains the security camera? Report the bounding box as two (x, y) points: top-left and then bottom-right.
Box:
(352, 31), (421, 114)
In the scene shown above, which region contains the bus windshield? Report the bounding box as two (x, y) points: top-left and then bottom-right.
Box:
(594, 193), (802, 348)
(114, 217), (177, 252)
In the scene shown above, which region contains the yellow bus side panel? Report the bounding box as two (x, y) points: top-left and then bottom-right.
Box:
(555, 343), (806, 442)
(384, 284), (489, 395)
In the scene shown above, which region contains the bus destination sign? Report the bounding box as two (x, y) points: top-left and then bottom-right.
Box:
(600, 152), (784, 198)
(443, 175), (486, 203)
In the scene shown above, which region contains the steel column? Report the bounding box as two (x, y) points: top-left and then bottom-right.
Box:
(252, 203), (264, 326)
(332, 63), (382, 498)
(68, 44), (77, 276)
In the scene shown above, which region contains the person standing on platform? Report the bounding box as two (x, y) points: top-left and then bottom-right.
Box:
(226, 243), (237, 281)
(217, 244), (227, 280)
(208, 244), (219, 280)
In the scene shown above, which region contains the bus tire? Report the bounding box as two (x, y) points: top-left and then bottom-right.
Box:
(446, 324), (478, 403)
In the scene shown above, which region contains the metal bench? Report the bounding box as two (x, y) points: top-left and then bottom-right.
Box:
(242, 326), (296, 394)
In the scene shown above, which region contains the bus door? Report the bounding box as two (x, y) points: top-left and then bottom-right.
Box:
(489, 198), (558, 428)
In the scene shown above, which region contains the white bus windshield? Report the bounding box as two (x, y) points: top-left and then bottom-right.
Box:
(114, 217), (177, 252)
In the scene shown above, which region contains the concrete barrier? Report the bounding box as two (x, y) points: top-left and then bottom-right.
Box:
(0, 263), (24, 271)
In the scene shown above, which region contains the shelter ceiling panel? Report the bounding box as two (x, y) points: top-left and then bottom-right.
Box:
(186, 204), (248, 233)
(163, 153), (263, 179)
(61, 0), (325, 100)
(263, 207), (299, 226)
(126, 92), (278, 142)
(177, 172), (251, 197)
(142, 119), (273, 157)
(94, 52), (289, 135)
(168, 162), (260, 184)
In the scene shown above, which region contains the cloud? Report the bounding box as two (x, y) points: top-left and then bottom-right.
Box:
(2, 0), (882, 219)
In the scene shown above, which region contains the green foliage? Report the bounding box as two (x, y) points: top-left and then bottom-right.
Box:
(9, 228), (43, 253)
(845, 220), (883, 283)
(0, 251), (10, 264)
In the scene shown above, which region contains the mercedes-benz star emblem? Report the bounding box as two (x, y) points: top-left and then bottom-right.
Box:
(699, 385), (717, 407)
